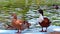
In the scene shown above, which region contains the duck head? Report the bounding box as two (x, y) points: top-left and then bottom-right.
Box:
(52, 4), (59, 9)
(55, 5), (59, 9)
(38, 9), (43, 16)
(11, 13), (17, 19)
(23, 20), (28, 24)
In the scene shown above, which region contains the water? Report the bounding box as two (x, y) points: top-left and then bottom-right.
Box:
(0, 25), (60, 34)
(0, 6), (60, 29)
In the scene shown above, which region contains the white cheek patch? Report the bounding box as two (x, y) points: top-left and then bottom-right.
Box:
(38, 14), (44, 23)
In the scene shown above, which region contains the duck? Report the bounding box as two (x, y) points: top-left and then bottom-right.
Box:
(23, 21), (31, 29)
(38, 9), (51, 32)
(6, 13), (31, 33)
(52, 4), (59, 9)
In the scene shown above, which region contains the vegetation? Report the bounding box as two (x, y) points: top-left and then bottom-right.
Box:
(0, 0), (60, 29)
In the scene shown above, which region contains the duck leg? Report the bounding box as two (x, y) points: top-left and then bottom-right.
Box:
(45, 27), (47, 32)
(16, 30), (21, 33)
(40, 27), (44, 32)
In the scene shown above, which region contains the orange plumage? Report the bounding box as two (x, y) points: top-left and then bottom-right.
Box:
(6, 13), (31, 33)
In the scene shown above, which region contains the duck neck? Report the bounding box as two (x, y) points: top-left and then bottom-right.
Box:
(38, 13), (44, 23)
(40, 13), (44, 17)
(39, 14), (44, 18)
(13, 16), (17, 20)
(41, 13), (44, 16)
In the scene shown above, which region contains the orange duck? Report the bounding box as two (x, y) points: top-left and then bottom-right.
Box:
(6, 13), (31, 33)
(38, 9), (51, 32)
